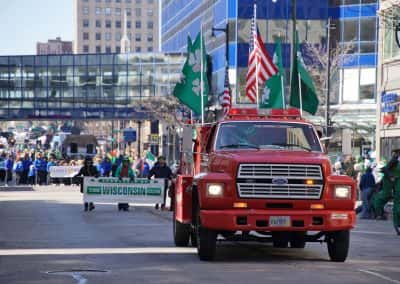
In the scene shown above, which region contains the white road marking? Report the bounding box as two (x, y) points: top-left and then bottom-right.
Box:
(352, 230), (395, 236)
(71, 273), (88, 284)
(0, 247), (196, 256)
(359, 269), (400, 284)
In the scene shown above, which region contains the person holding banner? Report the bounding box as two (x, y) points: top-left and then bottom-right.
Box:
(115, 157), (135, 211)
(74, 157), (99, 211)
(148, 156), (172, 210)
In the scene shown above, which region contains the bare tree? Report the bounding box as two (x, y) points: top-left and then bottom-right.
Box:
(303, 41), (355, 116)
(135, 95), (185, 126)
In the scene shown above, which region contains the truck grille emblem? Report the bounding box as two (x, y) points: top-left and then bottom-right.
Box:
(272, 178), (288, 185)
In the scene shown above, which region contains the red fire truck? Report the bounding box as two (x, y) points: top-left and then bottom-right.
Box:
(173, 108), (356, 262)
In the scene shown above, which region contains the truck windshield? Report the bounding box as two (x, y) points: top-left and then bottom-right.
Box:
(215, 121), (322, 152)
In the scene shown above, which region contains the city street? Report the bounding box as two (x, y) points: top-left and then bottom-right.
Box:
(0, 186), (399, 284)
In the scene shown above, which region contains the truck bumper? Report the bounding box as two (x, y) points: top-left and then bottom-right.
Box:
(200, 209), (356, 232)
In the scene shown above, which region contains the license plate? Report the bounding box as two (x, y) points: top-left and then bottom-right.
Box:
(269, 216), (291, 227)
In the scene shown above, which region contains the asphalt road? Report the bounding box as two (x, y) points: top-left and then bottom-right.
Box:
(0, 186), (399, 284)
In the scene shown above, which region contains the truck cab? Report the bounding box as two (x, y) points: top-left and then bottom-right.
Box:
(173, 109), (356, 262)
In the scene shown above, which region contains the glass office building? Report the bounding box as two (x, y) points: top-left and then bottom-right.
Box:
(161, 0), (378, 154)
(0, 53), (184, 120)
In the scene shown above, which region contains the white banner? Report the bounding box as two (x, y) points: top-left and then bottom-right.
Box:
(83, 177), (165, 204)
(49, 166), (82, 178)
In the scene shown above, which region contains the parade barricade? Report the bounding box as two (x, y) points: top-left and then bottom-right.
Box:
(83, 177), (165, 205)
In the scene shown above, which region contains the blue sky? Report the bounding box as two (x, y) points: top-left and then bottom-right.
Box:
(0, 0), (73, 55)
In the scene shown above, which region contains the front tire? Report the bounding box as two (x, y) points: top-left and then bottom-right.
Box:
(196, 209), (217, 261)
(327, 230), (350, 262)
(173, 210), (190, 247)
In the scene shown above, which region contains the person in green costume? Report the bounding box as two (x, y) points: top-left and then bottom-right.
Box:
(371, 149), (400, 235)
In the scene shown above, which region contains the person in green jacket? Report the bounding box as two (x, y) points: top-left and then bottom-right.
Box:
(371, 149), (400, 235)
(115, 157), (135, 211)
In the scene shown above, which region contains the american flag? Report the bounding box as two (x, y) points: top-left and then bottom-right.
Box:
(245, 4), (278, 103)
(221, 67), (231, 116)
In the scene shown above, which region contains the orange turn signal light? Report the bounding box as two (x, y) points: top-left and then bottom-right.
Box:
(305, 179), (314, 185)
(310, 204), (325, 210)
(233, 202), (248, 208)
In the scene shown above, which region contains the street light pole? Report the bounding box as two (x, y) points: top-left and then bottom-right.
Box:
(326, 17), (332, 141)
(292, 0), (297, 67)
(211, 23), (229, 66)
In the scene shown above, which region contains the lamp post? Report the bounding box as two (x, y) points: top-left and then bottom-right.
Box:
(211, 23), (229, 66)
(325, 18), (336, 145)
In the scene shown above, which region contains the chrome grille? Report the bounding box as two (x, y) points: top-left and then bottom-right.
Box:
(237, 164), (323, 199)
(238, 164), (323, 180)
(237, 183), (323, 199)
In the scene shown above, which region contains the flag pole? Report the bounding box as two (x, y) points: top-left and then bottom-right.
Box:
(298, 72), (303, 117)
(200, 23), (204, 126)
(281, 75), (285, 109)
(254, 2), (259, 109)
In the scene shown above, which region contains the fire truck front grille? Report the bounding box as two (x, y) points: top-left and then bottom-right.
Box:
(237, 183), (323, 199)
(237, 164), (323, 199)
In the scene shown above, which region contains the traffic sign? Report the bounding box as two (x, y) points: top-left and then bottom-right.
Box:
(123, 128), (137, 142)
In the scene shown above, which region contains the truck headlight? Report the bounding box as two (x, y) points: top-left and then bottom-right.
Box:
(334, 186), (351, 199)
(206, 183), (224, 197)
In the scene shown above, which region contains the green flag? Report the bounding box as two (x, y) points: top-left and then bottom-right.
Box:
(289, 31), (319, 115)
(260, 37), (285, 109)
(146, 151), (155, 162)
(172, 33), (209, 115)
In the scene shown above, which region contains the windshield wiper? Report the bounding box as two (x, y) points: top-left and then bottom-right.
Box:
(271, 143), (311, 152)
(220, 143), (260, 150)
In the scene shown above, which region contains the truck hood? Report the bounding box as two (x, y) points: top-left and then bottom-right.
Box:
(209, 150), (331, 176)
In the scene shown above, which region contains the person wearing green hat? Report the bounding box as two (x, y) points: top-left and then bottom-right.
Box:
(115, 156), (135, 211)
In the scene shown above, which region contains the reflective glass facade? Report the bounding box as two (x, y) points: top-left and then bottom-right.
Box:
(0, 53), (184, 120)
(161, 0), (378, 106)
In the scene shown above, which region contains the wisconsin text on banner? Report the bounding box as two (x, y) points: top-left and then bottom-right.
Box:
(83, 177), (165, 205)
(245, 3), (278, 103)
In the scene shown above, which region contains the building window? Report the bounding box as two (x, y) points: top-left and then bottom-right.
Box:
(136, 46), (141, 52)
(126, 0), (132, 3)
(135, 8), (141, 17)
(105, 0), (111, 2)
(148, 0), (154, 3)
(96, 46), (101, 53)
(96, 33), (101, 40)
(135, 21), (141, 28)
(135, 34), (141, 42)
(105, 32), (112, 41)
(96, 7), (102, 15)
(136, 0), (141, 3)
(147, 34), (153, 42)
(83, 45), (89, 53)
(115, 8), (121, 16)
(106, 46), (112, 53)
(83, 19), (89, 27)
(116, 0), (121, 3)
(127, 32), (132, 39)
(360, 17), (376, 42)
(96, 0), (102, 2)
(127, 21), (131, 29)
(116, 20), (121, 28)
(105, 7), (112, 15)
(106, 20), (112, 28)
(147, 46), (153, 52)
(83, 32), (89, 40)
(116, 32), (122, 41)
(147, 21), (153, 29)
(147, 9), (153, 17)
(96, 20), (101, 28)
(83, 6), (89, 14)
(116, 46), (121, 53)
(126, 8), (131, 16)
(343, 19), (359, 42)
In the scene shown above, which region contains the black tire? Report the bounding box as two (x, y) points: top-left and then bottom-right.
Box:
(327, 230), (350, 262)
(196, 208), (217, 261)
(290, 232), (306, 248)
(272, 232), (289, 248)
(190, 230), (197, 247)
(173, 210), (190, 247)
